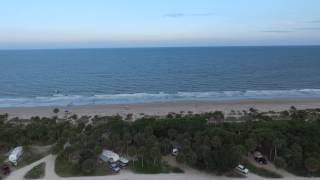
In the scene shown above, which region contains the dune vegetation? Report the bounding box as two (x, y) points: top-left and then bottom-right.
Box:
(1, 107), (320, 177)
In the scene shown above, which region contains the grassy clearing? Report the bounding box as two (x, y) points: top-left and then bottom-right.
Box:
(24, 162), (45, 179)
(55, 156), (113, 177)
(244, 161), (283, 178)
(17, 148), (47, 169)
(0, 154), (5, 163)
(129, 161), (166, 174)
(170, 166), (184, 173)
(286, 168), (320, 177)
(129, 161), (184, 174)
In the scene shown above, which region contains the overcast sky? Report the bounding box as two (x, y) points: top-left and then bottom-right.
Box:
(1, 0), (320, 49)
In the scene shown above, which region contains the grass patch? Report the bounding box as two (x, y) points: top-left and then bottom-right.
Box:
(129, 161), (184, 174)
(286, 167), (320, 177)
(54, 156), (76, 177)
(225, 170), (247, 178)
(243, 161), (283, 178)
(24, 162), (45, 179)
(55, 156), (113, 177)
(0, 154), (5, 163)
(17, 148), (47, 169)
(170, 166), (184, 173)
(129, 161), (167, 174)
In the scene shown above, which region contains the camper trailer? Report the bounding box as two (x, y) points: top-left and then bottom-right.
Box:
(99, 150), (129, 172)
(8, 146), (24, 166)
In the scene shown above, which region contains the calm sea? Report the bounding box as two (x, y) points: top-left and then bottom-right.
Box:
(1, 46), (320, 107)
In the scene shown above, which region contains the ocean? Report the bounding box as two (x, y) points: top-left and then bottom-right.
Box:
(1, 46), (320, 107)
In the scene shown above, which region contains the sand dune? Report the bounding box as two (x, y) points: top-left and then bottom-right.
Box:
(1, 98), (320, 119)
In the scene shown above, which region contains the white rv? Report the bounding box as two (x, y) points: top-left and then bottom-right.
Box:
(8, 146), (24, 166)
(99, 150), (120, 163)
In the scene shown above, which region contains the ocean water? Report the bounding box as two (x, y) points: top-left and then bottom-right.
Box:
(1, 46), (320, 107)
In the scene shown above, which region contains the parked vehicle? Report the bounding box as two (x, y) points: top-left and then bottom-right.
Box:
(254, 151), (267, 164)
(8, 146), (24, 166)
(119, 157), (129, 168)
(171, 148), (179, 156)
(100, 150), (129, 172)
(108, 163), (120, 173)
(235, 164), (249, 176)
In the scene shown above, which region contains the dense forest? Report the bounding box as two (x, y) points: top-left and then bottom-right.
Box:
(1, 107), (320, 176)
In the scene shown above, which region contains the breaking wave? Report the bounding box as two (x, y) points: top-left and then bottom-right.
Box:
(1, 89), (320, 108)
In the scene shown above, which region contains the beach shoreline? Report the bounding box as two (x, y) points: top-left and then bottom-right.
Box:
(1, 98), (320, 119)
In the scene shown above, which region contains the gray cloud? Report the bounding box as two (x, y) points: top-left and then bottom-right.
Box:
(294, 27), (320, 30)
(190, 13), (214, 17)
(262, 30), (292, 33)
(164, 12), (214, 18)
(164, 13), (185, 18)
(311, 20), (320, 23)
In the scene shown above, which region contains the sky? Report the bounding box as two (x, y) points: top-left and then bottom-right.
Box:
(1, 0), (320, 49)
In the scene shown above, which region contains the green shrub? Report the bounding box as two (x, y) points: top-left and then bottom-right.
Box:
(274, 157), (287, 169)
(129, 160), (168, 174)
(24, 162), (45, 179)
(18, 148), (46, 168)
(170, 167), (184, 173)
(244, 161), (282, 178)
(81, 159), (97, 175)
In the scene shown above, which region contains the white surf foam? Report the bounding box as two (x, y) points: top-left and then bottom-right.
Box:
(1, 89), (320, 108)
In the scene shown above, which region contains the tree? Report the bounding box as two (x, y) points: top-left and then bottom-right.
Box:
(123, 132), (132, 156)
(305, 157), (319, 174)
(168, 129), (177, 140)
(81, 159), (96, 175)
(138, 146), (147, 168)
(160, 138), (171, 155)
(208, 111), (225, 125)
(274, 157), (287, 169)
(184, 148), (197, 166)
(150, 146), (161, 165)
(144, 126), (154, 136)
(210, 136), (222, 149)
(128, 146), (137, 165)
(245, 138), (256, 154)
(273, 137), (286, 161)
(94, 145), (103, 156)
(288, 143), (303, 169)
(0, 113), (8, 124)
(176, 152), (186, 163)
(133, 133), (144, 146)
(53, 108), (60, 114)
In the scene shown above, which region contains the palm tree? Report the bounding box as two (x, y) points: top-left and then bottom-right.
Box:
(123, 132), (132, 156)
(138, 146), (147, 168)
(128, 146), (137, 165)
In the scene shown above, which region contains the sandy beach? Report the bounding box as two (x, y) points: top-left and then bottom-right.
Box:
(1, 98), (320, 119)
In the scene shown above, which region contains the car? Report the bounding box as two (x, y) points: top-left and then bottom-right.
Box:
(108, 162), (121, 173)
(111, 166), (121, 173)
(256, 157), (267, 164)
(171, 148), (179, 156)
(235, 164), (249, 176)
(119, 157), (129, 168)
(254, 151), (267, 165)
(108, 162), (119, 168)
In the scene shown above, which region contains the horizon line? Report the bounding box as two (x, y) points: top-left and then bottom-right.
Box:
(0, 44), (320, 51)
